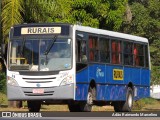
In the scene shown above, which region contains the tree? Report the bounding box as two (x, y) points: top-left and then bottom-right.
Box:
(105, 0), (128, 31)
(1, 0), (129, 43)
(71, 0), (128, 31)
(1, 0), (24, 43)
(24, 0), (72, 23)
(122, 0), (160, 85)
(1, 0), (73, 43)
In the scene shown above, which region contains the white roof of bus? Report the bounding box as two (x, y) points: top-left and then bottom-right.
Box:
(75, 25), (148, 43)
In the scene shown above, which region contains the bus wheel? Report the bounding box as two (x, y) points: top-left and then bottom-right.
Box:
(114, 87), (133, 112)
(27, 101), (41, 112)
(80, 87), (95, 112)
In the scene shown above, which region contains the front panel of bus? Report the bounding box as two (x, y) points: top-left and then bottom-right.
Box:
(7, 24), (75, 101)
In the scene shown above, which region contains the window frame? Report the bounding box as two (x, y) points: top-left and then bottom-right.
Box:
(123, 41), (134, 66)
(88, 34), (99, 62)
(99, 37), (110, 63)
(133, 42), (145, 67)
(111, 39), (122, 65)
(76, 31), (88, 63)
(75, 30), (149, 69)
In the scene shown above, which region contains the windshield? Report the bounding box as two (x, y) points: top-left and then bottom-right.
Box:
(9, 38), (72, 71)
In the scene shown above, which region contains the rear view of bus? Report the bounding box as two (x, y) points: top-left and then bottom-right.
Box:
(7, 23), (75, 112)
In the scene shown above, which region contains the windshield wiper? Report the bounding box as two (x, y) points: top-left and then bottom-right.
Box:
(44, 36), (57, 55)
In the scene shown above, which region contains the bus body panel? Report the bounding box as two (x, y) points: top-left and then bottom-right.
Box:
(141, 69), (150, 86)
(89, 64), (106, 83)
(124, 67), (140, 85)
(134, 86), (150, 100)
(76, 68), (89, 83)
(75, 83), (89, 100)
(104, 85), (127, 101)
(72, 25), (76, 100)
(75, 63), (150, 101)
(7, 69), (75, 101)
(75, 83), (150, 101)
(7, 84), (74, 100)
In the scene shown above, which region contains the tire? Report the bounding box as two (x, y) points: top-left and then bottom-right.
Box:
(27, 101), (41, 112)
(68, 87), (95, 112)
(114, 87), (133, 112)
(80, 87), (95, 112)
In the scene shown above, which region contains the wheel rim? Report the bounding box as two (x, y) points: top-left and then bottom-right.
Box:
(87, 91), (93, 105)
(128, 94), (132, 108)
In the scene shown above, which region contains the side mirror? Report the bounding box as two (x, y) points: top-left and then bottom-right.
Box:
(0, 44), (6, 58)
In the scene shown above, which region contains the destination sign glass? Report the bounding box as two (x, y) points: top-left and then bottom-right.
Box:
(21, 27), (61, 35)
(11, 24), (70, 37)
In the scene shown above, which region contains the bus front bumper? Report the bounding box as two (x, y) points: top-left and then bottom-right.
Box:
(7, 84), (74, 101)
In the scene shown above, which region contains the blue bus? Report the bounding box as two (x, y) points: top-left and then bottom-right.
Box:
(2, 23), (150, 112)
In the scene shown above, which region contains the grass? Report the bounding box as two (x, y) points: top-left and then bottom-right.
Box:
(141, 98), (160, 111)
(132, 97), (160, 111)
(0, 92), (114, 111)
(0, 104), (114, 112)
(1, 92), (160, 112)
(0, 92), (7, 106)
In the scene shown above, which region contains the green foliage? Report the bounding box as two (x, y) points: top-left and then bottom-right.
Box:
(123, 0), (160, 39)
(0, 72), (6, 94)
(71, 0), (101, 27)
(151, 66), (160, 85)
(0, 92), (7, 106)
(71, 0), (128, 30)
(142, 98), (158, 105)
(1, 0), (128, 42)
(1, 0), (24, 42)
(106, 0), (128, 31)
(24, 0), (72, 23)
(122, 0), (160, 85)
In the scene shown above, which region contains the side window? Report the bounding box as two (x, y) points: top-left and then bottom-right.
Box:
(111, 40), (122, 64)
(134, 43), (144, 67)
(99, 37), (110, 63)
(89, 35), (99, 62)
(76, 32), (87, 63)
(123, 42), (133, 65)
(145, 45), (149, 68)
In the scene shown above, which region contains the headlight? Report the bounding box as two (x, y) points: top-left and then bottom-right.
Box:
(60, 75), (73, 86)
(7, 76), (19, 86)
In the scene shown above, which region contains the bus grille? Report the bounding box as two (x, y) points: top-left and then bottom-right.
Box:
(22, 88), (54, 96)
(22, 77), (56, 83)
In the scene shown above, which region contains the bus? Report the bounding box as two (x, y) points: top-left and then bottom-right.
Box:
(1, 23), (150, 112)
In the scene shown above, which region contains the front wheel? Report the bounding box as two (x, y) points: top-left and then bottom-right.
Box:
(80, 87), (95, 112)
(114, 87), (133, 112)
(68, 87), (95, 112)
(27, 101), (41, 112)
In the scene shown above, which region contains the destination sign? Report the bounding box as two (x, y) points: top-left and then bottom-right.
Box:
(11, 24), (70, 37)
(21, 27), (61, 35)
(113, 69), (124, 80)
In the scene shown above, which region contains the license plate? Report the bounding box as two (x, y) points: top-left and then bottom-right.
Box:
(32, 89), (44, 94)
